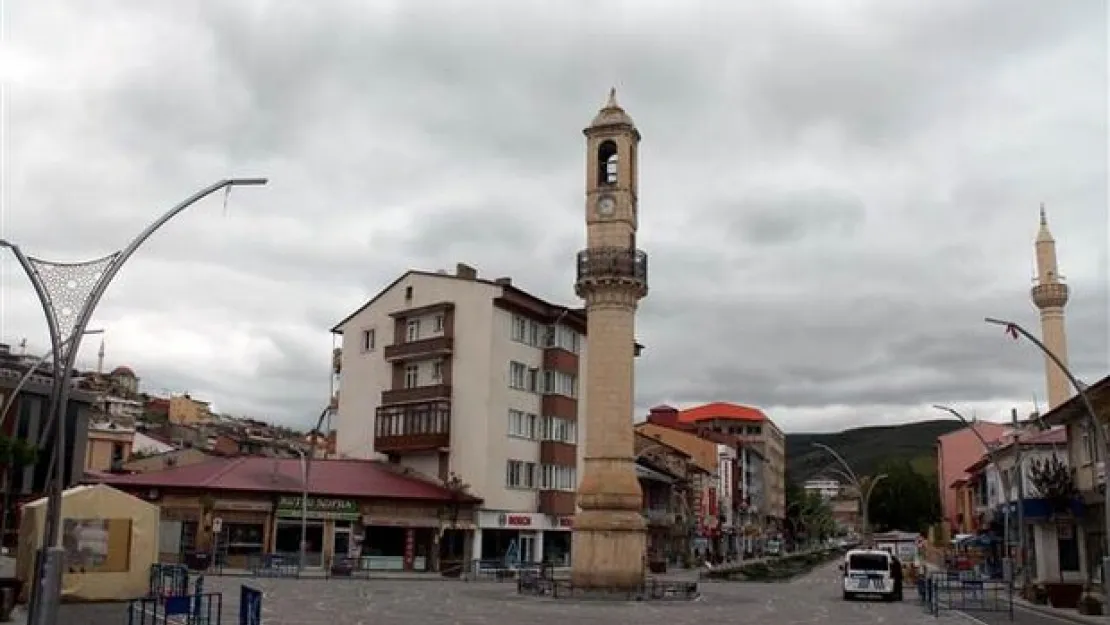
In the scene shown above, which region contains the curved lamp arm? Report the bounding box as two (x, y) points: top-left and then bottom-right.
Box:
(812, 442), (861, 489)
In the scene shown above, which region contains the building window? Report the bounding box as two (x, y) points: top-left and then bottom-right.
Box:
(508, 410), (538, 439)
(506, 460), (536, 489)
(224, 523), (265, 556)
(361, 328), (376, 352)
(431, 361), (443, 383)
(433, 314), (445, 333)
(404, 365), (419, 389)
(404, 286), (413, 300)
(540, 416), (576, 443)
(529, 321), (542, 347)
(406, 319), (421, 342)
(511, 315), (528, 342)
(527, 368), (540, 393)
(547, 325), (580, 353)
(542, 370), (577, 398)
(509, 362), (527, 389)
(540, 465), (577, 491)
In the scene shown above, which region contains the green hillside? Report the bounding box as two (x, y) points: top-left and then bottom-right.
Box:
(785, 419), (965, 482)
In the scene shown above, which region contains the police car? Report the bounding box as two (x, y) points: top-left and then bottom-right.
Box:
(840, 548), (901, 601)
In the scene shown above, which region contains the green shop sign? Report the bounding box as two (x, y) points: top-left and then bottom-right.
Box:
(275, 496), (360, 521)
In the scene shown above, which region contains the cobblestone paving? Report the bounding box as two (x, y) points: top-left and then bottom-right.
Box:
(52, 563), (977, 625)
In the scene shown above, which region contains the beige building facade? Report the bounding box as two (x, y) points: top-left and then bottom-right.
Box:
(331, 265), (588, 566)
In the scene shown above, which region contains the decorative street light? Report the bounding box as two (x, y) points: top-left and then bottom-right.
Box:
(810, 442), (886, 545)
(983, 316), (1110, 603)
(2, 178), (266, 625)
(933, 404), (1017, 582)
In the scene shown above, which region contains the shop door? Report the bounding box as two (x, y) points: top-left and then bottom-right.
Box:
(333, 526), (352, 561)
(519, 533), (536, 565)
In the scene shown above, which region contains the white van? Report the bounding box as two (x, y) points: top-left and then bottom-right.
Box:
(840, 549), (901, 601)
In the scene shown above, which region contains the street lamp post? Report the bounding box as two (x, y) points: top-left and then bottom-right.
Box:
(811, 443), (886, 545)
(292, 448), (308, 573)
(934, 405), (1015, 582)
(984, 317), (1110, 602)
(1, 178), (266, 625)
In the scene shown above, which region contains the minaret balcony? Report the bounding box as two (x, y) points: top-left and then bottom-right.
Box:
(1032, 282), (1070, 309)
(575, 247), (648, 297)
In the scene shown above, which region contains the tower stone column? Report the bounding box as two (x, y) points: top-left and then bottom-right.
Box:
(570, 89), (648, 589)
(1031, 204), (1071, 410)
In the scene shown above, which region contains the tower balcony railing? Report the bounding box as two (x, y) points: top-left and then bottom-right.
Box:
(574, 247), (648, 292)
(1031, 282), (1069, 308)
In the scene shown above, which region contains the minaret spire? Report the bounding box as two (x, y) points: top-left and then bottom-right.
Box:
(1030, 203), (1071, 409)
(97, 338), (105, 375)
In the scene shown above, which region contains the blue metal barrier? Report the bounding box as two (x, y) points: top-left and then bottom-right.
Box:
(149, 564), (189, 598)
(239, 586), (262, 625)
(127, 592), (223, 625)
(925, 570), (1013, 620)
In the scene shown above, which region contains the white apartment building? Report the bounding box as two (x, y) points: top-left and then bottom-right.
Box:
(332, 263), (587, 567)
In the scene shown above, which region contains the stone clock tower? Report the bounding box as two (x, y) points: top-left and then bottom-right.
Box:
(571, 89), (648, 589)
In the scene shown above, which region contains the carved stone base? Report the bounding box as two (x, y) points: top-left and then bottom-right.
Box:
(570, 509), (646, 589)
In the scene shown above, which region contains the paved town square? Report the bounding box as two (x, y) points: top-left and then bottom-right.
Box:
(49, 564), (979, 625)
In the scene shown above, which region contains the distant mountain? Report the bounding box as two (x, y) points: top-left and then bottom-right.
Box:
(786, 419), (966, 483)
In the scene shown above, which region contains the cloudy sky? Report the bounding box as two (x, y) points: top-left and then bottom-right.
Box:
(1, 1), (1106, 434)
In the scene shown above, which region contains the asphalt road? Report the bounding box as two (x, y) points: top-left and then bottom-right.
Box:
(38, 562), (979, 625)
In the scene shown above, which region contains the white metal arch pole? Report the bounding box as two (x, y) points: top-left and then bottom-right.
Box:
(1, 178), (266, 625)
(984, 317), (1110, 604)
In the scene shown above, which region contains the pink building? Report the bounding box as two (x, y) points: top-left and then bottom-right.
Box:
(936, 422), (1011, 532)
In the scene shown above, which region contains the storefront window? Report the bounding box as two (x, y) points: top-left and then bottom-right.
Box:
(224, 523), (265, 556)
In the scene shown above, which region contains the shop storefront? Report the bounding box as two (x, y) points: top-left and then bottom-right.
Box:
(473, 511), (573, 566)
(149, 493), (272, 569)
(361, 502), (446, 571)
(273, 496), (360, 569)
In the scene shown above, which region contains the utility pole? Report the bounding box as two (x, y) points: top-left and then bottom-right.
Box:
(1013, 407), (1028, 587)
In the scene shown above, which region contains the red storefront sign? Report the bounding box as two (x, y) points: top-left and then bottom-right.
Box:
(502, 514), (533, 527)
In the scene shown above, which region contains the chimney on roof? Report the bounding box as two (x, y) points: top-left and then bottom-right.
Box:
(647, 405), (680, 428)
(494, 277), (512, 286)
(455, 263), (478, 280)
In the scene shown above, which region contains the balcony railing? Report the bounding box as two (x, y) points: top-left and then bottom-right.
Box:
(575, 247), (648, 292)
(374, 400), (450, 453)
(383, 336), (453, 362)
(381, 384), (451, 405)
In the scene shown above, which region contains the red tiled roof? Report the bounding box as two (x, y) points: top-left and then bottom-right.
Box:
(93, 456), (479, 503)
(678, 402), (767, 423)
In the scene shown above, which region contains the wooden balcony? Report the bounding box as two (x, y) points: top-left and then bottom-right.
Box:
(541, 395), (577, 421)
(383, 336), (454, 362)
(538, 490), (576, 516)
(381, 384), (451, 406)
(540, 441), (576, 466)
(374, 400), (450, 454)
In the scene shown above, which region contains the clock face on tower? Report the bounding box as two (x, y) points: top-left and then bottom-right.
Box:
(596, 195), (616, 217)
